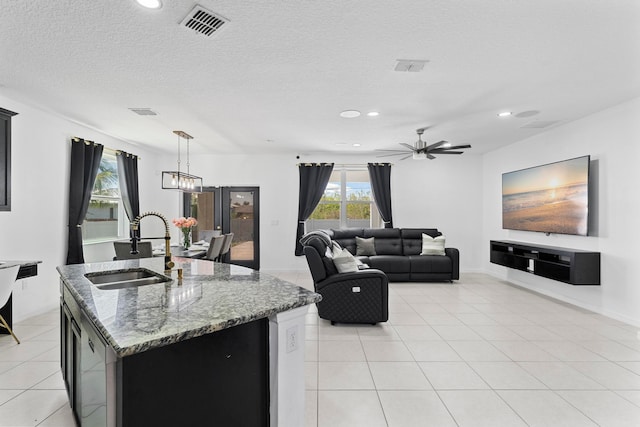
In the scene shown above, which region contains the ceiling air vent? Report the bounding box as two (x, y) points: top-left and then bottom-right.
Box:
(520, 120), (560, 129)
(180, 5), (229, 37)
(394, 59), (429, 72)
(129, 108), (158, 116)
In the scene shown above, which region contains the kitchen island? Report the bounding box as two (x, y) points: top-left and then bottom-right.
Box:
(57, 257), (321, 427)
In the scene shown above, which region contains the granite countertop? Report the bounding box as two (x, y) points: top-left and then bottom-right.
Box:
(57, 258), (321, 358)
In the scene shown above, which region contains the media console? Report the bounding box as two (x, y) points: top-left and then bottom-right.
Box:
(490, 240), (600, 285)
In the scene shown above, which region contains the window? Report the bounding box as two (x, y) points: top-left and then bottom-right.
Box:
(82, 152), (126, 242)
(307, 168), (380, 231)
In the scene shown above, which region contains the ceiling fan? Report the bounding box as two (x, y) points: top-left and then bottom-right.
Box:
(376, 127), (471, 160)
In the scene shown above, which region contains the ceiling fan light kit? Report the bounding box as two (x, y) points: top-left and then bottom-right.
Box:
(376, 127), (471, 161)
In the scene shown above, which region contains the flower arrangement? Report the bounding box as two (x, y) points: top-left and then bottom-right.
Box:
(173, 217), (198, 249)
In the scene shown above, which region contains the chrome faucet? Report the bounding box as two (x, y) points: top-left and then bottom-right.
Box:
(130, 211), (175, 271)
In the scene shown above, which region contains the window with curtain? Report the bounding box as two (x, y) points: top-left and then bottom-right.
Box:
(306, 168), (380, 231)
(82, 152), (127, 242)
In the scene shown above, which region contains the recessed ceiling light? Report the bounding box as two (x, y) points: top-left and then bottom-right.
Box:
(497, 111), (513, 117)
(367, 111), (380, 117)
(136, 0), (162, 9)
(352, 143), (361, 147)
(340, 110), (361, 118)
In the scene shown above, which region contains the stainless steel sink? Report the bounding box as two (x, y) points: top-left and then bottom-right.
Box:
(85, 268), (172, 290)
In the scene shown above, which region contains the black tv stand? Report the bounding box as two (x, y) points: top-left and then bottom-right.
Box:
(490, 240), (600, 285)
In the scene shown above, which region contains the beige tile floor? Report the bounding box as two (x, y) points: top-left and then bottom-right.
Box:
(1, 272), (639, 426)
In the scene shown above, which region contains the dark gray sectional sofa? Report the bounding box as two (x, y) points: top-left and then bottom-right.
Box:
(325, 228), (459, 282)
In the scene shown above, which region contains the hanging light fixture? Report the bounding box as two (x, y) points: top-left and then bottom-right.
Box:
(161, 130), (203, 193)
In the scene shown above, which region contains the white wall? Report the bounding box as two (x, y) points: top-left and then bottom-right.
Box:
(0, 94), (176, 321)
(184, 151), (484, 272)
(6, 87), (636, 325)
(483, 97), (640, 325)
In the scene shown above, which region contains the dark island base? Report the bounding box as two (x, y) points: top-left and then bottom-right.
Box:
(116, 318), (270, 427)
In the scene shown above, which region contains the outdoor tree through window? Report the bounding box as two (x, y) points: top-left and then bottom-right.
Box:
(83, 152), (126, 241)
(307, 168), (380, 231)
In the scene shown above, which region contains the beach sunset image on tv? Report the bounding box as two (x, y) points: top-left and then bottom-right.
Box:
(502, 156), (590, 236)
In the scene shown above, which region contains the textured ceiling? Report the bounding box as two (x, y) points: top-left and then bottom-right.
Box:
(1, 0), (639, 156)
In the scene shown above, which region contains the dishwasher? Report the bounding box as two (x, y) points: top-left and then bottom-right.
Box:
(81, 311), (117, 427)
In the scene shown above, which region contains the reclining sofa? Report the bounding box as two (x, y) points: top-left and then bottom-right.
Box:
(325, 228), (459, 282)
(301, 233), (389, 324)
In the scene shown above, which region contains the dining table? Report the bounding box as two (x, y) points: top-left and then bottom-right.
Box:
(153, 244), (208, 259)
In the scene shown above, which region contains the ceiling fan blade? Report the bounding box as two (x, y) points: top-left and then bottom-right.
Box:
(376, 152), (409, 158)
(375, 149), (414, 153)
(399, 154), (413, 161)
(445, 144), (471, 150)
(399, 143), (416, 151)
(433, 151), (464, 154)
(426, 140), (447, 150)
(427, 153), (436, 160)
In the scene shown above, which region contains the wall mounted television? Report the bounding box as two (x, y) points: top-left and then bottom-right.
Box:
(502, 155), (590, 236)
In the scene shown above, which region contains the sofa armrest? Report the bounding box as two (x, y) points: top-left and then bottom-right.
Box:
(317, 269), (387, 290)
(445, 247), (460, 280)
(315, 269), (389, 323)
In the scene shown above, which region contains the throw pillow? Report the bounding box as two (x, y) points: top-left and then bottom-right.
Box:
(356, 236), (376, 256)
(327, 241), (343, 258)
(420, 234), (446, 256)
(332, 248), (360, 273)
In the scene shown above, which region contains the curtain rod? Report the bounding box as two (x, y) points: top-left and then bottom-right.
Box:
(72, 137), (141, 160)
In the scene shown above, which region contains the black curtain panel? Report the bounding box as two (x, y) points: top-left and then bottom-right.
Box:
(117, 151), (140, 239)
(66, 138), (103, 265)
(295, 163), (334, 256)
(368, 163), (394, 228)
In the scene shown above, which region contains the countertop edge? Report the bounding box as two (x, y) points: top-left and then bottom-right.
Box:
(57, 260), (321, 358)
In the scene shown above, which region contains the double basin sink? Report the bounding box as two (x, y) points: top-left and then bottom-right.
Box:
(85, 268), (172, 290)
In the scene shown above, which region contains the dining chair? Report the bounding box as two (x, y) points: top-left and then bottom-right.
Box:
(113, 241), (153, 260)
(197, 229), (222, 244)
(216, 232), (234, 263)
(204, 235), (225, 261)
(0, 265), (21, 344)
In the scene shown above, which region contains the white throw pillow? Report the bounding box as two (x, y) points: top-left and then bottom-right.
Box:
(420, 234), (446, 256)
(332, 248), (360, 273)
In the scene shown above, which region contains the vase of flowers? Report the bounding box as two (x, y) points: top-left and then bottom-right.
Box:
(172, 217), (198, 249)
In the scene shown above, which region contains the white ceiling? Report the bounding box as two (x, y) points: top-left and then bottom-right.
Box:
(1, 1), (639, 156)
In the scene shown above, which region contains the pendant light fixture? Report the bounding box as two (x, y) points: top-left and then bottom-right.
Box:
(161, 130), (203, 193)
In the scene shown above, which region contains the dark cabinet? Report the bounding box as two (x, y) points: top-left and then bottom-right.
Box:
(81, 311), (116, 427)
(490, 240), (600, 285)
(60, 283), (82, 425)
(0, 107), (17, 211)
(60, 278), (270, 427)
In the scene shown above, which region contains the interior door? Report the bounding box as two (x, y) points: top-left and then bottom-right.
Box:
(222, 187), (260, 270)
(186, 187), (222, 243)
(185, 186), (260, 270)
